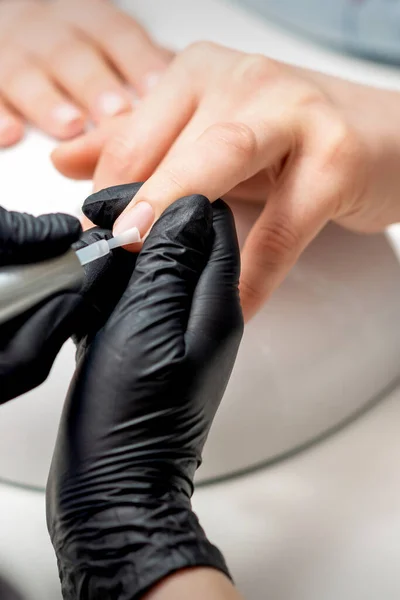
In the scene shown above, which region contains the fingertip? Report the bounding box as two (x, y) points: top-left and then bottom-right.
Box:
(54, 120), (86, 141)
(51, 146), (82, 179)
(53, 116), (129, 180)
(49, 104), (86, 140)
(0, 116), (25, 147)
(51, 144), (66, 169)
(51, 140), (96, 180)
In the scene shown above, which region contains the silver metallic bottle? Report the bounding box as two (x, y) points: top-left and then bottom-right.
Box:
(0, 250), (84, 325)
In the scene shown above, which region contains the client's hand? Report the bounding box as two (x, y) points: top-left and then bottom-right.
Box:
(46, 184), (243, 600)
(53, 43), (400, 321)
(0, 0), (172, 146)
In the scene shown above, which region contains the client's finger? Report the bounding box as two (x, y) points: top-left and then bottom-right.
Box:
(51, 115), (128, 180)
(0, 97), (24, 147)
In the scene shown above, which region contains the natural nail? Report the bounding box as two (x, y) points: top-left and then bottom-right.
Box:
(97, 91), (130, 117)
(113, 201), (155, 237)
(52, 104), (85, 136)
(53, 104), (83, 124)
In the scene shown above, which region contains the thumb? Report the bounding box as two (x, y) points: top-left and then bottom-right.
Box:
(103, 194), (214, 363)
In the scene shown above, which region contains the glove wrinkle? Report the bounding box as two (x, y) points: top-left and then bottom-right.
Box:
(47, 187), (243, 600)
(54, 497), (230, 600)
(0, 206), (81, 266)
(0, 294), (83, 403)
(0, 219), (136, 402)
(82, 183), (144, 230)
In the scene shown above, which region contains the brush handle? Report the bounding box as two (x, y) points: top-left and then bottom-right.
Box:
(0, 250), (84, 325)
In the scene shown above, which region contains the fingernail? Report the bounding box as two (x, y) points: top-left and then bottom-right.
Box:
(97, 91), (130, 117)
(53, 104), (83, 125)
(113, 201), (154, 237)
(52, 104), (85, 136)
(144, 71), (162, 91)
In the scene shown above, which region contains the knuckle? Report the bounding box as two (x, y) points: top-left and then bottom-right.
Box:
(301, 103), (368, 215)
(0, 63), (31, 93)
(185, 40), (219, 58)
(235, 54), (283, 87)
(255, 216), (301, 264)
(78, 71), (108, 92)
(303, 102), (365, 174)
(296, 87), (329, 110)
(208, 121), (257, 161)
(0, 41), (27, 81)
(177, 41), (220, 75)
(177, 41), (229, 79)
(47, 33), (81, 68)
(325, 119), (363, 168)
(319, 116), (368, 200)
(0, 1), (39, 31)
(240, 276), (265, 308)
(323, 120), (368, 214)
(100, 17), (144, 48)
(101, 136), (135, 175)
(159, 165), (186, 194)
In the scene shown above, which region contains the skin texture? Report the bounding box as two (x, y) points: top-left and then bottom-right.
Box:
(0, 0), (173, 146)
(143, 569), (243, 600)
(52, 43), (400, 321)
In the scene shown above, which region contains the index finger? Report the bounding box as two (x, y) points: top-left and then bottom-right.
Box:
(112, 118), (291, 236)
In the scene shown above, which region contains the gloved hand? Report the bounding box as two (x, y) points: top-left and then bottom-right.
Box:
(47, 185), (244, 600)
(0, 205), (136, 403)
(0, 206), (82, 267)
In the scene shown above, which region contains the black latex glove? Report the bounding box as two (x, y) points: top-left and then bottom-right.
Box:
(0, 206), (81, 267)
(0, 205), (136, 403)
(47, 186), (244, 600)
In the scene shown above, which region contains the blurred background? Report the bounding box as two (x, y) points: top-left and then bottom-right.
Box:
(2, 1), (400, 599)
(238, 0), (400, 62)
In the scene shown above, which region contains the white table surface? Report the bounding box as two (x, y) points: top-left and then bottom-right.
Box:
(2, 1), (400, 599)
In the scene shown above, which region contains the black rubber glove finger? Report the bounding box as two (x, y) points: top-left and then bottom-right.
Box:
(82, 183), (144, 229)
(74, 226), (137, 301)
(0, 206), (81, 266)
(0, 224), (137, 403)
(0, 294), (82, 403)
(100, 194), (214, 377)
(186, 199), (243, 354)
(178, 200), (243, 455)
